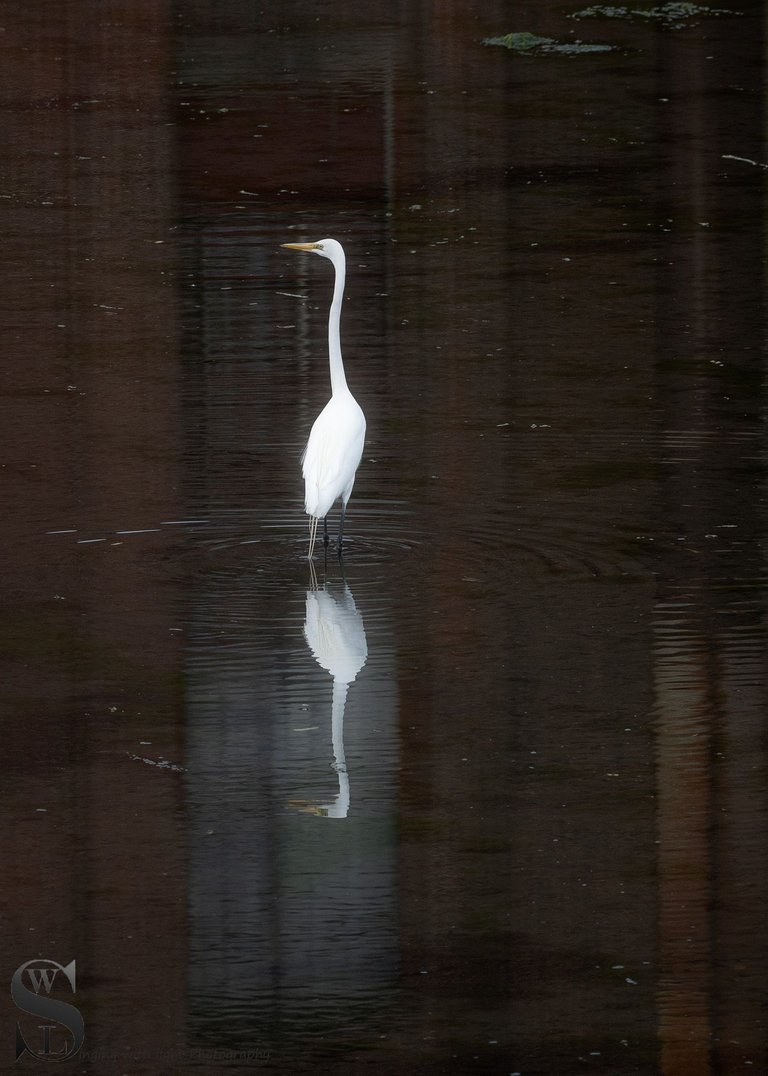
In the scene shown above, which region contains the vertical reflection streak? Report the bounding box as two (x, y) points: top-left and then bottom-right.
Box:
(654, 612), (714, 1075)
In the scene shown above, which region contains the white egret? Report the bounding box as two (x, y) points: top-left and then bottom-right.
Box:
(281, 238), (366, 559)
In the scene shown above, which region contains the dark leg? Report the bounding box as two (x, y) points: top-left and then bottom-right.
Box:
(323, 516), (329, 547)
(337, 504), (347, 556)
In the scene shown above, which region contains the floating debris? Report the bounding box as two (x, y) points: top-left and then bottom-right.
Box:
(483, 31), (614, 53)
(722, 153), (768, 170)
(127, 752), (185, 773)
(569, 3), (738, 28)
(484, 32), (556, 51)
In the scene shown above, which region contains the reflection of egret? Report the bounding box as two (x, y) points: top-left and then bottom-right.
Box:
(281, 239), (366, 560)
(294, 574), (368, 818)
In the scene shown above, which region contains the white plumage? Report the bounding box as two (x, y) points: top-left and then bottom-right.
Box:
(282, 238), (366, 557)
(302, 391), (365, 520)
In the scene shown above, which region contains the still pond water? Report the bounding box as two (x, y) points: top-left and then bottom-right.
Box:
(2, 1), (767, 1073)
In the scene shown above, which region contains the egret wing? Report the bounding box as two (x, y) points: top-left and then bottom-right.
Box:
(302, 397), (365, 518)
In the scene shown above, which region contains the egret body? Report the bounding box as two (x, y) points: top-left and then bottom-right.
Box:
(281, 238), (366, 558)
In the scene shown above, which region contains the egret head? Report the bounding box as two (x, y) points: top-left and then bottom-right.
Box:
(281, 238), (344, 264)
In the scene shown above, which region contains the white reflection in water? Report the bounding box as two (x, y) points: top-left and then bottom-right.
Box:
(186, 561), (399, 1041)
(294, 568), (368, 818)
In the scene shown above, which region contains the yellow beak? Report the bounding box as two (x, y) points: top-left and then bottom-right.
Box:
(281, 242), (319, 251)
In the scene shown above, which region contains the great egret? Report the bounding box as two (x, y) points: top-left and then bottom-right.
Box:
(281, 238), (366, 559)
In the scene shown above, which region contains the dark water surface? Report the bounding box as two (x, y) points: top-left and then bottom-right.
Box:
(2, 1), (767, 1073)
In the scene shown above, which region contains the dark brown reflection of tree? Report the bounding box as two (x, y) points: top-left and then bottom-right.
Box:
(0, 2), (184, 1071)
(654, 614), (716, 1074)
(652, 7), (768, 1072)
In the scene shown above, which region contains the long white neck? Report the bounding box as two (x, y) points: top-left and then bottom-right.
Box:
(329, 679), (350, 818)
(328, 250), (348, 395)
